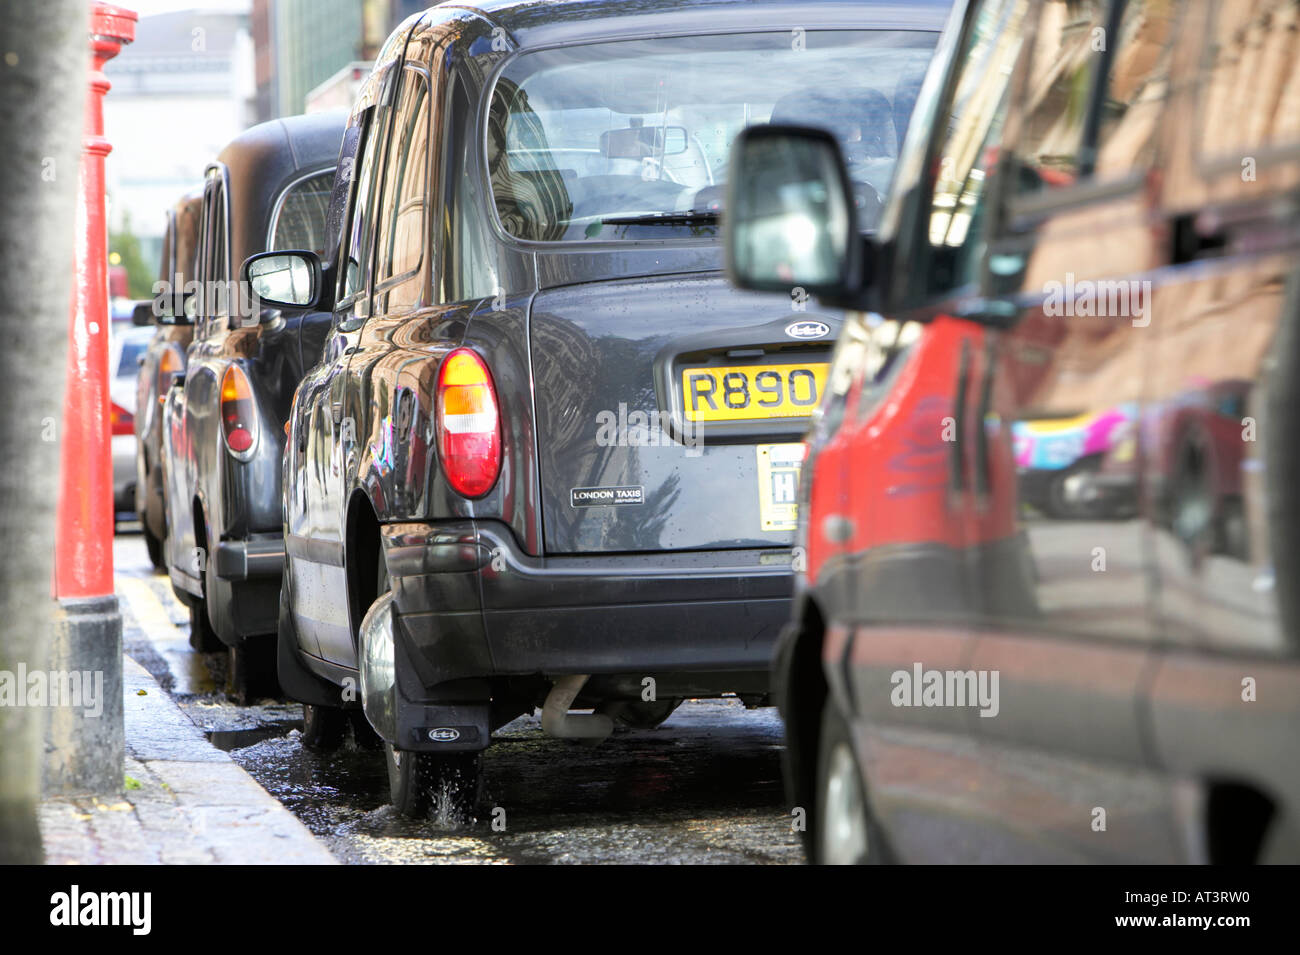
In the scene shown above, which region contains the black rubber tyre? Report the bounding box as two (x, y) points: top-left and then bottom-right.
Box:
(301, 703), (348, 752)
(188, 600), (222, 653)
(369, 534), (482, 821)
(350, 710), (384, 750)
(228, 633), (279, 704)
(811, 699), (892, 865)
(385, 744), (481, 824)
(143, 524), (166, 572)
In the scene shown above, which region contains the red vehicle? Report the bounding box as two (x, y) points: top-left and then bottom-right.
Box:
(728, 0), (1300, 864)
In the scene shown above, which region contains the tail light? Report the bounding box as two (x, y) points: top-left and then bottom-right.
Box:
(110, 402), (134, 436)
(435, 348), (501, 498)
(220, 365), (258, 458)
(157, 345), (184, 404)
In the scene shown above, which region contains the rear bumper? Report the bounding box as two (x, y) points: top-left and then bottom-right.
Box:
(381, 519), (794, 693)
(214, 536), (285, 581)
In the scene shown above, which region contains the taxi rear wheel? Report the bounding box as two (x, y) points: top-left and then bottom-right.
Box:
(143, 525), (165, 572)
(188, 601), (222, 653)
(301, 703), (348, 752)
(228, 634), (277, 705)
(368, 535), (481, 821)
(385, 744), (481, 824)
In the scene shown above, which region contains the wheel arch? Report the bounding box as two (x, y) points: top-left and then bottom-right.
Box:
(345, 488), (382, 651)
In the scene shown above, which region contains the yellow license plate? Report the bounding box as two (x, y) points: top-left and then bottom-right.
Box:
(681, 362), (828, 422)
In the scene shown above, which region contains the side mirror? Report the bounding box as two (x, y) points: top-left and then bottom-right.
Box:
(241, 250), (321, 310)
(154, 290), (194, 326)
(725, 124), (866, 307)
(131, 301), (154, 326)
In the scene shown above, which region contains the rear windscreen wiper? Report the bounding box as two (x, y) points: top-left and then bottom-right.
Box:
(599, 209), (720, 226)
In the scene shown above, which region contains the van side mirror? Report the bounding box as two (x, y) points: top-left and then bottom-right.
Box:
(725, 124), (870, 309)
(242, 250), (322, 310)
(131, 301), (154, 326)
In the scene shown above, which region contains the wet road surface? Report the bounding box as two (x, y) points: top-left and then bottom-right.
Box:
(114, 530), (803, 864)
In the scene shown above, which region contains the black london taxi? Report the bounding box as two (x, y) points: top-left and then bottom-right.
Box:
(248, 0), (947, 818)
(162, 110), (343, 699)
(134, 188), (203, 570)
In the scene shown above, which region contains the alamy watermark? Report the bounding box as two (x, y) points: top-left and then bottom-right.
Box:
(151, 274), (269, 327)
(891, 663), (1000, 718)
(1043, 273), (1151, 327)
(0, 664), (104, 718)
(595, 402), (703, 457)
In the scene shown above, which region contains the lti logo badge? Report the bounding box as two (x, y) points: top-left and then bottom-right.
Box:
(784, 320), (830, 340)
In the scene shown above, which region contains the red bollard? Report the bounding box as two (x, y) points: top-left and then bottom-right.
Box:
(54, 3), (136, 600)
(45, 2), (136, 796)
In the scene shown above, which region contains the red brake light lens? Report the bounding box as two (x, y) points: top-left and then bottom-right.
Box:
(220, 365), (258, 457)
(435, 348), (501, 498)
(110, 402), (134, 436)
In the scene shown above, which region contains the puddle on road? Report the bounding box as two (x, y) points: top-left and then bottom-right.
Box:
(206, 724), (299, 751)
(226, 702), (802, 865)
(113, 539), (800, 863)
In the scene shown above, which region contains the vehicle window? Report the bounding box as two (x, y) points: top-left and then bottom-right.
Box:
(1012, 0), (1175, 196)
(193, 187), (212, 339)
(375, 66), (431, 296)
(487, 30), (937, 242)
(175, 193), (202, 286)
(918, 0), (1032, 298)
(271, 171), (334, 254)
(211, 178), (228, 324)
(197, 170), (227, 337)
(339, 106), (386, 305)
(442, 80), (496, 304)
(1091, 0), (1175, 180)
(1009, 0), (1109, 196)
(1198, 0), (1300, 159)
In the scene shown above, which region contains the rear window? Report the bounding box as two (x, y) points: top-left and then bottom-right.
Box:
(270, 170), (335, 254)
(487, 30), (936, 242)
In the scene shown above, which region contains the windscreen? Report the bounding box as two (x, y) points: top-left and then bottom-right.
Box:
(487, 30), (937, 242)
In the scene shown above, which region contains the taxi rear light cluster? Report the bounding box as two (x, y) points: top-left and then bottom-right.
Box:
(435, 348), (501, 498)
(220, 365), (258, 458)
(157, 345), (184, 403)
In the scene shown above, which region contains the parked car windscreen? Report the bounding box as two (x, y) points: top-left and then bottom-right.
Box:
(271, 170), (335, 254)
(487, 30), (936, 242)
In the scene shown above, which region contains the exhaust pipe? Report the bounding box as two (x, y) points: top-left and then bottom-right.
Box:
(541, 675), (613, 742)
